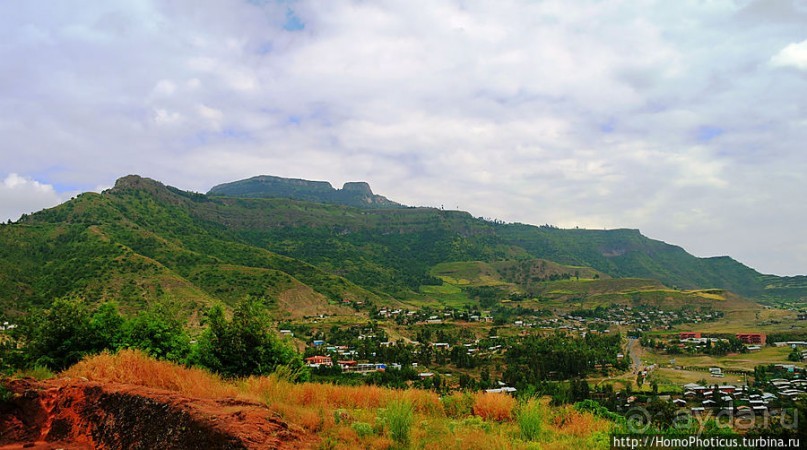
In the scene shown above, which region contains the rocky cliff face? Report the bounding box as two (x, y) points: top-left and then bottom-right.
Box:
(207, 175), (402, 209)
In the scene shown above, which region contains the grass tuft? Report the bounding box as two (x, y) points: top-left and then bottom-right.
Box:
(380, 398), (414, 446)
(13, 365), (55, 381)
(517, 398), (544, 441)
(472, 392), (516, 422)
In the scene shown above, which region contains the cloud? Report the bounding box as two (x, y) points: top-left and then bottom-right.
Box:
(1, 0), (806, 275)
(770, 39), (807, 70)
(0, 174), (67, 222)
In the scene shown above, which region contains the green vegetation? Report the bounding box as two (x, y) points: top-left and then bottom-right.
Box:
(3, 296), (304, 380)
(516, 398), (544, 441)
(191, 297), (305, 378)
(504, 333), (628, 388)
(380, 399), (414, 446)
(3, 174), (805, 447)
(207, 175), (402, 209)
(1, 174), (799, 321)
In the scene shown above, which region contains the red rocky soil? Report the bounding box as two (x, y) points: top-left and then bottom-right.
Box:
(0, 378), (314, 449)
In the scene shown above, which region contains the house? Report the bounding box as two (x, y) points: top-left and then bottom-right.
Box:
(485, 387), (517, 394)
(337, 360), (357, 369)
(305, 355), (333, 367)
(672, 399), (687, 407)
(780, 389), (806, 398)
(735, 333), (766, 345)
(719, 385), (737, 394)
(680, 332), (702, 340)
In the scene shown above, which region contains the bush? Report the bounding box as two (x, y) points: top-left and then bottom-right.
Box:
(13, 365), (54, 380)
(517, 399), (543, 441)
(192, 297), (305, 378)
(442, 391), (474, 418)
(351, 421), (374, 438)
(472, 392), (516, 422)
(0, 384), (13, 403)
(121, 303), (190, 362)
(380, 399), (414, 445)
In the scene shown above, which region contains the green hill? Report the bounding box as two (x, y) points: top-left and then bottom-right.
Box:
(1, 174), (803, 318)
(208, 175), (402, 208)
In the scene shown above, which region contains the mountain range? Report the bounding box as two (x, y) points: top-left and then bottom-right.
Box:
(1, 174), (805, 319)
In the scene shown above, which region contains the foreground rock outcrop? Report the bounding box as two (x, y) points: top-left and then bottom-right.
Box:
(0, 378), (311, 449)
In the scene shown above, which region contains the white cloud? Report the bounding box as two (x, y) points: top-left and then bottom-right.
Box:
(770, 39), (807, 70)
(1, 0), (806, 275)
(0, 174), (66, 222)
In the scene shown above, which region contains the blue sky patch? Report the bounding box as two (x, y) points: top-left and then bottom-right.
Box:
(284, 8), (304, 31)
(697, 125), (724, 142)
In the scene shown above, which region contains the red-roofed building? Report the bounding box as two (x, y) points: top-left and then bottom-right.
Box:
(305, 355), (333, 367)
(337, 360), (357, 369)
(736, 333), (766, 345)
(680, 332), (702, 339)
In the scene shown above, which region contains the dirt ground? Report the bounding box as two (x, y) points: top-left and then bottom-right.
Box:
(0, 378), (315, 450)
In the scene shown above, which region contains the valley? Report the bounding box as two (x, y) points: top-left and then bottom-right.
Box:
(1, 174), (805, 449)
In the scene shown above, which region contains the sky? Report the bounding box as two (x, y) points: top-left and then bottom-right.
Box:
(1, 0), (806, 276)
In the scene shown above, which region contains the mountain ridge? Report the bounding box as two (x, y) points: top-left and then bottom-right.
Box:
(207, 175), (402, 209)
(1, 174), (804, 318)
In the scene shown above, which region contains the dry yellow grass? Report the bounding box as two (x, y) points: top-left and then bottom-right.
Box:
(63, 350), (613, 449)
(472, 392), (517, 422)
(63, 349), (238, 398)
(550, 405), (610, 437)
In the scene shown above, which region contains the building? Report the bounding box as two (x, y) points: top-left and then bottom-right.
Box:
(305, 355), (333, 367)
(736, 333), (766, 345)
(680, 332), (702, 340)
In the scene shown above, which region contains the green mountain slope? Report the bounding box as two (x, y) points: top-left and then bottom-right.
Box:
(208, 175), (402, 209)
(1, 174), (803, 318)
(496, 225), (767, 298)
(2, 176), (384, 318)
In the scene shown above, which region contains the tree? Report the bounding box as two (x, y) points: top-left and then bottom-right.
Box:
(16, 297), (94, 370)
(88, 302), (125, 351)
(121, 302), (190, 362)
(193, 297), (305, 378)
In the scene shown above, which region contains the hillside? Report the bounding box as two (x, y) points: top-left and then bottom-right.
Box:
(0, 174), (803, 317)
(208, 175), (402, 209)
(1, 175), (383, 318)
(0, 350), (616, 449)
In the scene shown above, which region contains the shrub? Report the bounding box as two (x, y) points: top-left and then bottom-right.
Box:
(551, 406), (606, 437)
(517, 399), (544, 441)
(442, 391), (474, 418)
(192, 298), (305, 378)
(380, 399), (414, 446)
(472, 392), (516, 422)
(0, 384), (13, 403)
(120, 302), (190, 362)
(351, 421), (374, 438)
(13, 365), (54, 380)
